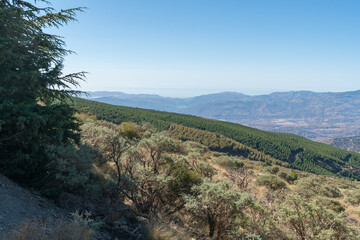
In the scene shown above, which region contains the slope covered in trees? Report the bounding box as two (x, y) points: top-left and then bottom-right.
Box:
(72, 97), (360, 180)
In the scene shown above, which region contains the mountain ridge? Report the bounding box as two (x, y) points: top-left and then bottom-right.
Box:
(81, 90), (360, 140)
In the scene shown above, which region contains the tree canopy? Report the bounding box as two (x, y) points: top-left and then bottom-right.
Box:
(0, 0), (85, 181)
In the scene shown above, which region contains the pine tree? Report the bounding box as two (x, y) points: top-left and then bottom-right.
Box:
(0, 0), (85, 182)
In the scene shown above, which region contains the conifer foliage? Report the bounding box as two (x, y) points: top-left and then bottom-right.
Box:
(0, 0), (85, 181)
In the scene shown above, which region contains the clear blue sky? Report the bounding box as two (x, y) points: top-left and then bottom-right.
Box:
(48, 0), (360, 97)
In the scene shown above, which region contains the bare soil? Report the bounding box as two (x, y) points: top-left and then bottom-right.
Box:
(0, 174), (68, 237)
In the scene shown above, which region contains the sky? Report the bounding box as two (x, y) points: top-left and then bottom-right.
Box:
(46, 0), (360, 97)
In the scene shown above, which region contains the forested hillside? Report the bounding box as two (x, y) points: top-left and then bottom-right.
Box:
(72, 98), (360, 180)
(83, 90), (360, 140)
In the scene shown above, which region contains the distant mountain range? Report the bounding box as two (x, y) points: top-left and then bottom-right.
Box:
(81, 90), (360, 141)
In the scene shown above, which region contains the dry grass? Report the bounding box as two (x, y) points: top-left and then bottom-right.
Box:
(147, 218), (192, 240)
(5, 213), (96, 240)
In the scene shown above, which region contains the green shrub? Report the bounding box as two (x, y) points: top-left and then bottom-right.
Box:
(344, 189), (360, 205)
(270, 166), (280, 175)
(45, 144), (101, 194)
(295, 177), (343, 198)
(120, 122), (141, 140)
(213, 156), (244, 170)
(255, 175), (287, 191)
(316, 197), (345, 213)
(184, 179), (253, 239)
(167, 161), (203, 199)
(276, 194), (358, 240)
(195, 161), (218, 179)
(278, 171), (297, 183)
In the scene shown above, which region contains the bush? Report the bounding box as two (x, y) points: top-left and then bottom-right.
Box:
(276, 194), (358, 240)
(270, 166), (280, 175)
(213, 156), (244, 170)
(195, 161), (217, 179)
(184, 179), (253, 239)
(45, 144), (101, 194)
(167, 160), (203, 199)
(315, 197), (345, 213)
(278, 171), (288, 180)
(255, 175), (287, 191)
(120, 122), (141, 140)
(295, 177), (343, 198)
(278, 171), (296, 183)
(344, 189), (360, 206)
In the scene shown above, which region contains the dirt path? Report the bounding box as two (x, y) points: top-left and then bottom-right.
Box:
(0, 174), (68, 237)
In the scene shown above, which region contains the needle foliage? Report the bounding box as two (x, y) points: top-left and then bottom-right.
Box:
(0, 0), (85, 182)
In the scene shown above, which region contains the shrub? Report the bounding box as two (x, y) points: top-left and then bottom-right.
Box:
(228, 166), (254, 190)
(213, 156), (244, 170)
(255, 175), (287, 191)
(270, 166), (280, 175)
(344, 189), (360, 206)
(345, 197), (358, 205)
(278, 171), (288, 180)
(290, 170), (298, 181)
(276, 194), (358, 240)
(278, 171), (296, 183)
(184, 179), (253, 239)
(195, 161), (217, 179)
(315, 197), (345, 213)
(167, 160), (203, 199)
(295, 177), (343, 198)
(120, 122), (141, 140)
(45, 144), (101, 194)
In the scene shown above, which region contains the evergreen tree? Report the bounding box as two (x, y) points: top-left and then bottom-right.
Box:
(0, 0), (85, 182)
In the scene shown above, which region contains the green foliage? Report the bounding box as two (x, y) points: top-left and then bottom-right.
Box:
(212, 156), (244, 170)
(169, 124), (281, 164)
(277, 170), (298, 183)
(316, 197), (345, 213)
(290, 170), (298, 181)
(120, 122), (141, 140)
(255, 175), (287, 191)
(184, 179), (253, 239)
(72, 98), (360, 180)
(269, 166), (280, 175)
(276, 194), (358, 240)
(344, 189), (360, 206)
(138, 132), (183, 173)
(0, 0), (84, 183)
(295, 177), (343, 198)
(0, 103), (80, 181)
(45, 144), (103, 196)
(194, 161), (218, 179)
(167, 158), (202, 199)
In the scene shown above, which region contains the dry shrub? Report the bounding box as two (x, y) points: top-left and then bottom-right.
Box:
(4, 220), (47, 240)
(147, 218), (191, 240)
(5, 211), (97, 240)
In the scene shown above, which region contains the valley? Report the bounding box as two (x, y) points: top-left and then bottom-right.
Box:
(83, 90), (360, 141)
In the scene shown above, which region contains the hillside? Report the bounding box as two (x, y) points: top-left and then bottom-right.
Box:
(72, 97), (360, 180)
(4, 111), (360, 239)
(56, 115), (360, 239)
(325, 136), (360, 152)
(82, 90), (360, 140)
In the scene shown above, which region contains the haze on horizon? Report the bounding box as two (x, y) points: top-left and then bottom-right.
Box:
(49, 0), (360, 98)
